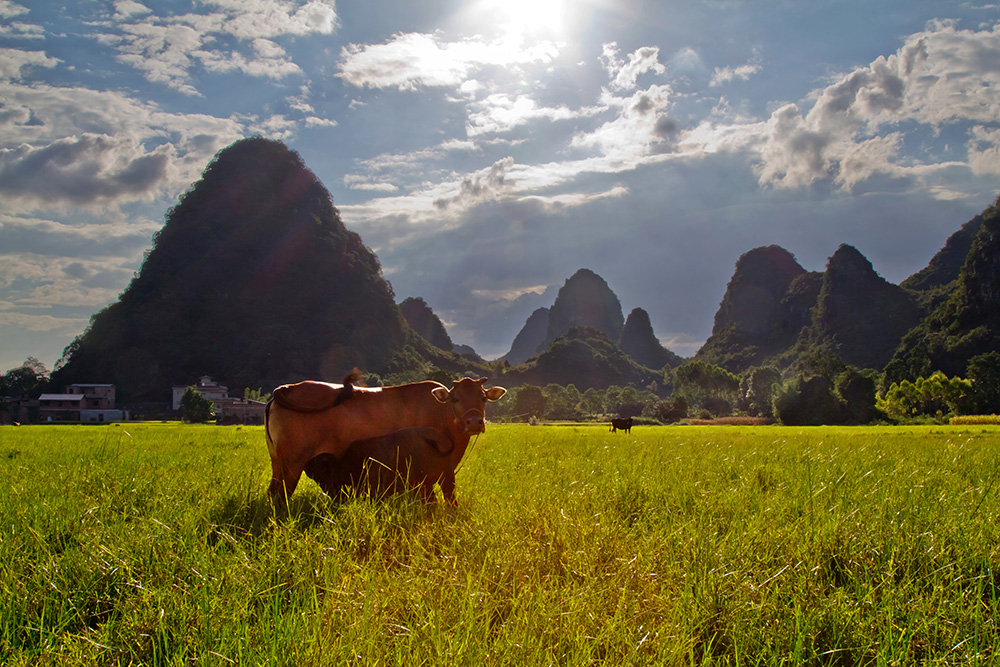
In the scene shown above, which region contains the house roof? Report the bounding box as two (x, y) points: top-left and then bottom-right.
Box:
(39, 394), (86, 402)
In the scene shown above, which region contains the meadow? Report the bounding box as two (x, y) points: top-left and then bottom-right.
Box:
(1, 422), (998, 666)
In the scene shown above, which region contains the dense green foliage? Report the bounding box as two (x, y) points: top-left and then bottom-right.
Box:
(179, 387), (214, 424)
(1, 358), (48, 397)
(505, 327), (662, 391)
(877, 372), (975, 420)
(887, 196), (1000, 383)
(2, 423), (999, 665)
(674, 361), (740, 416)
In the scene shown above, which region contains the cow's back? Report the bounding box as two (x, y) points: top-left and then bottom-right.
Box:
(266, 381), (451, 464)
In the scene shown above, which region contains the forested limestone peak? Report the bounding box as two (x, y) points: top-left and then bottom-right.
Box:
(542, 268), (624, 351)
(619, 307), (683, 370)
(886, 196), (1000, 381)
(901, 212), (985, 295)
(801, 244), (923, 371)
(502, 307), (551, 366)
(399, 297), (454, 351)
(51, 137), (408, 400)
(711, 245), (806, 337)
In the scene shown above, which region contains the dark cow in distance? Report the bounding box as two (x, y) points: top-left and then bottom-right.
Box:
(610, 417), (633, 433)
(304, 426), (457, 504)
(265, 373), (506, 504)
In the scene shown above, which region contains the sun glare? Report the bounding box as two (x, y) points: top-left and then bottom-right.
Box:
(480, 0), (568, 36)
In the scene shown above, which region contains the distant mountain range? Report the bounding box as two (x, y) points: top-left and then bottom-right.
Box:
(50, 138), (1000, 400)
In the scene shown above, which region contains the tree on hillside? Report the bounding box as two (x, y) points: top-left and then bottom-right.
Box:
(643, 396), (688, 423)
(514, 385), (546, 422)
(738, 366), (781, 418)
(834, 367), (883, 425)
(877, 372), (974, 420)
(543, 384), (582, 420)
(773, 376), (844, 426)
(181, 386), (215, 424)
(674, 361), (739, 416)
(579, 388), (605, 417)
(968, 352), (1000, 414)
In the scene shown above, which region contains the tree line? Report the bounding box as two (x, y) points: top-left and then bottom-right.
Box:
(486, 351), (1000, 425)
(6, 350), (1000, 426)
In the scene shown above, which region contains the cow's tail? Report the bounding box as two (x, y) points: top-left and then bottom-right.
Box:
(264, 397), (276, 456)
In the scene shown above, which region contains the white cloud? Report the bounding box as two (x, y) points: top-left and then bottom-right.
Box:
(518, 184), (630, 211)
(710, 54), (762, 87)
(466, 93), (597, 136)
(0, 82), (245, 211)
(752, 21), (1000, 190)
(968, 126), (1000, 176)
(0, 48), (59, 81)
(96, 0), (338, 95)
(337, 31), (559, 90)
(0, 250), (139, 308)
(570, 85), (674, 160)
(195, 38), (303, 80)
(0, 134), (175, 206)
(0, 310), (89, 333)
(0, 1), (28, 19)
(433, 156), (513, 211)
(601, 42), (666, 90)
(113, 0), (151, 20)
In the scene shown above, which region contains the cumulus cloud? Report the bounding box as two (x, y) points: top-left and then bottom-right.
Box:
(0, 82), (245, 211)
(113, 0), (151, 20)
(96, 0), (338, 95)
(337, 31), (559, 90)
(0, 1), (44, 39)
(571, 85), (675, 160)
(434, 157), (513, 210)
(0, 1), (28, 19)
(752, 21), (1000, 190)
(601, 42), (666, 90)
(968, 126), (1000, 176)
(0, 134), (174, 205)
(0, 48), (59, 81)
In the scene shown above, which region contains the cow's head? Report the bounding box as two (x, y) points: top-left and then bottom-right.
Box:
(431, 377), (506, 434)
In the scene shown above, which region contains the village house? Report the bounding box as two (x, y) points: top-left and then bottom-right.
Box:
(172, 376), (231, 411)
(38, 384), (125, 423)
(172, 376), (266, 424)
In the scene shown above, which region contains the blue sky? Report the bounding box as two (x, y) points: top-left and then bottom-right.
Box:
(2, 0), (1000, 374)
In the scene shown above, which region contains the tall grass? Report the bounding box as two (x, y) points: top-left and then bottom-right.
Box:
(1, 422), (998, 665)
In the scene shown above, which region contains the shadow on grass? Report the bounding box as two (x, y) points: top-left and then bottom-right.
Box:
(206, 476), (462, 551)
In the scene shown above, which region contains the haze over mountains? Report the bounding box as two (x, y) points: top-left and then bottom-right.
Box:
(49, 138), (1000, 401)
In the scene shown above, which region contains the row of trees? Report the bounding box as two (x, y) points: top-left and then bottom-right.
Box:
(487, 351), (1000, 425)
(9, 348), (1000, 426)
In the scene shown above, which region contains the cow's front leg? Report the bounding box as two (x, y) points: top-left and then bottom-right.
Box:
(268, 459), (304, 508)
(438, 470), (457, 506)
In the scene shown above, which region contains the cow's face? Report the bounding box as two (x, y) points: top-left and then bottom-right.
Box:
(431, 377), (506, 433)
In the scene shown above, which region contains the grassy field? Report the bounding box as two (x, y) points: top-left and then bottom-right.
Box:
(1, 422), (999, 665)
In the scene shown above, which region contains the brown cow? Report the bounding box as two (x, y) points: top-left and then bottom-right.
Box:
(304, 426), (457, 504)
(265, 376), (506, 504)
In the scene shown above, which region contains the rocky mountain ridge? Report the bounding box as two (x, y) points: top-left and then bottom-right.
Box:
(46, 137), (1000, 398)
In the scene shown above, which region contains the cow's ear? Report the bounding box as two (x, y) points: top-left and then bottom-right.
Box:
(485, 386), (507, 401)
(431, 386), (451, 403)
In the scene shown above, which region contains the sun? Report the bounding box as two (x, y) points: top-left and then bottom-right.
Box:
(479, 0), (568, 36)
